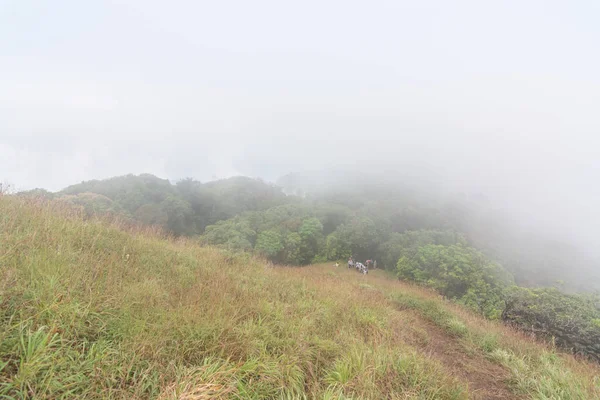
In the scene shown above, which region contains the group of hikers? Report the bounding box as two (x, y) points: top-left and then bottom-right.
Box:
(347, 257), (376, 274)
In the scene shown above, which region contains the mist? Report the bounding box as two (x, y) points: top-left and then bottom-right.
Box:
(2, 1), (600, 272)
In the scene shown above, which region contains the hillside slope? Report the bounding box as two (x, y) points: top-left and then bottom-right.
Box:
(0, 196), (598, 399)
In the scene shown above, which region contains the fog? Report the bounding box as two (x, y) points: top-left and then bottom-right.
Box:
(1, 1), (600, 260)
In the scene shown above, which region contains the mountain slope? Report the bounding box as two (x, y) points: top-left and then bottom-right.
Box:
(0, 196), (598, 399)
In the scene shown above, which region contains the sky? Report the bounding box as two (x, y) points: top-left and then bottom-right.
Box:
(1, 0), (600, 248)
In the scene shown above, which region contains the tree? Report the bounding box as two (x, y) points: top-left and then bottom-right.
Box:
(324, 232), (351, 261)
(314, 204), (352, 235)
(58, 192), (124, 217)
(283, 232), (303, 264)
(134, 203), (168, 227)
(160, 195), (194, 235)
(298, 218), (324, 264)
(204, 218), (256, 251)
(378, 230), (466, 270)
(255, 230), (284, 261)
(397, 244), (512, 318)
(57, 174), (291, 237)
(333, 216), (381, 260)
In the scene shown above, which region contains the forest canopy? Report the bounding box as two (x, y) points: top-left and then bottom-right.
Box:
(20, 173), (598, 291)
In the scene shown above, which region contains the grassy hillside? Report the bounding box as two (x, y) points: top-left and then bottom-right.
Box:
(1, 196), (599, 399)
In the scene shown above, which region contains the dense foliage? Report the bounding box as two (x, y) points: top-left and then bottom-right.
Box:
(503, 287), (600, 361)
(378, 230), (466, 270)
(22, 174), (288, 236)
(397, 244), (512, 318)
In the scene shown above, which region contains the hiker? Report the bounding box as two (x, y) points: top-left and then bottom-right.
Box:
(355, 262), (368, 274)
(373, 260), (377, 269)
(348, 257), (354, 269)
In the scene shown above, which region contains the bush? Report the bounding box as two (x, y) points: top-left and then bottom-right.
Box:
(378, 230), (466, 270)
(502, 287), (600, 361)
(396, 244), (512, 318)
(255, 230), (284, 260)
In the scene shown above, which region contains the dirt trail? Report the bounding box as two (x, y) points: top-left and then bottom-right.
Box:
(314, 267), (521, 399)
(417, 316), (520, 400)
(364, 273), (519, 399)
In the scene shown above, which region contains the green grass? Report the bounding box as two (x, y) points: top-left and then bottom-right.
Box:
(0, 197), (467, 399)
(1, 196), (599, 399)
(390, 290), (600, 399)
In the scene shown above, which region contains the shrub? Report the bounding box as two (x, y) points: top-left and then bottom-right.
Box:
(396, 244), (512, 318)
(502, 287), (600, 361)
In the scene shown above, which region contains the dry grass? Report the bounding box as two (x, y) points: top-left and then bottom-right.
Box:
(0, 196), (598, 399)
